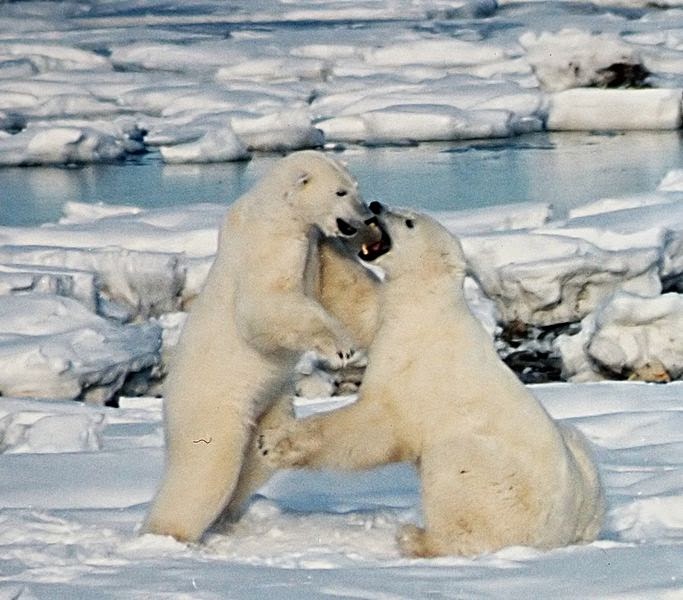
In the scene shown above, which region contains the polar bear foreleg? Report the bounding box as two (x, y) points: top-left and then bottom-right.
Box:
(258, 398), (405, 471)
(237, 291), (358, 370)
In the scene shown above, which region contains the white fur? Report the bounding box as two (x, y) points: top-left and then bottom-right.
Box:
(142, 151), (379, 542)
(257, 210), (604, 557)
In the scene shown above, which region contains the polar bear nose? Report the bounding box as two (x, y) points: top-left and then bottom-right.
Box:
(336, 218), (358, 236)
(369, 201), (384, 215)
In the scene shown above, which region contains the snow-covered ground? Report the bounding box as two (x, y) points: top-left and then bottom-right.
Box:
(0, 184), (681, 597)
(1, 1), (683, 597)
(1, 382), (682, 599)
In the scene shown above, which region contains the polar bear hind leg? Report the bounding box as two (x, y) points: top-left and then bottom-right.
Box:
(143, 422), (249, 542)
(406, 439), (539, 558)
(558, 423), (605, 542)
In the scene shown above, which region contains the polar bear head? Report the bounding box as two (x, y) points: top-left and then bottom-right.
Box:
(276, 150), (386, 244)
(359, 204), (467, 281)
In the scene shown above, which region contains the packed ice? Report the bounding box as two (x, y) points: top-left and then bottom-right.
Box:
(2, 0), (683, 164)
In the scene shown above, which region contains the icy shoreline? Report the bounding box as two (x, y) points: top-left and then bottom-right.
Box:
(0, 165), (681, 403)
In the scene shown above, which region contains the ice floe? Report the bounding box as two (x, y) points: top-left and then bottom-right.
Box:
(2, 1), (683, 164)
(1, 167), (682, 398)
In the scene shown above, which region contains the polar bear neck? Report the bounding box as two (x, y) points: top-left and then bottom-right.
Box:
(379, 272), (469, 324)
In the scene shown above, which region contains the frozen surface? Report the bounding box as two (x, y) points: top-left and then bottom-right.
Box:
(3, 0), (683, 164)
(557, 292), (683, 382)
(0, 2), (682, 594)
(0, 382), (681, 598)
(0, 294), (161, 403)
(1, 166), (682, 400)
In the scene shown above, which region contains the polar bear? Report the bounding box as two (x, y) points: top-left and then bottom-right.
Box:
(256, 207), (604, 557)
(143, 151), (388, 543)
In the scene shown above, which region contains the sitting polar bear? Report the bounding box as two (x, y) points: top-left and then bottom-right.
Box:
(143, 151), (387, 543)
(257, 207), (604, 557)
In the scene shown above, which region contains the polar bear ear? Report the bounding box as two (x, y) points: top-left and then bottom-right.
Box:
(296, 172), (311, 187)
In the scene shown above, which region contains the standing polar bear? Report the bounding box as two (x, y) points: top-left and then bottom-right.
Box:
(257, 208), (604, 557)
(143, 151), (387, 543)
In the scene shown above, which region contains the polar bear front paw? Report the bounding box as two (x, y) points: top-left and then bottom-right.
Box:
(317, 345), (358, 370)
(256, 424), (320, 468)
(315, 339), (364, 372)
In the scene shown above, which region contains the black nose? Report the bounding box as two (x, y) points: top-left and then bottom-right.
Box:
(336, 218), (358, 236)
(368, 201), (384, 215)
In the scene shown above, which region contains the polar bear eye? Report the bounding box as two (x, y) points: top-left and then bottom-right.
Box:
(405, 219), (415, 229)
(336, 189), (348, 197)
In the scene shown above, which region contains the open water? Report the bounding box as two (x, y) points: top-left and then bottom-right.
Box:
(2, 130), (682, 226)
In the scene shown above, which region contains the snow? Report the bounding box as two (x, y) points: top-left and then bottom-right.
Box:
(0, 294), (161, 403)
(557, 292), (683, 382)
(0, 176), (681, 597)
(0, 1), (682, 596)
(3, 0), (683, 164)
(0, 382), (681, 598)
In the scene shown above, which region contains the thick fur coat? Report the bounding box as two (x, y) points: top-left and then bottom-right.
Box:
(257, 209), (604, 557)
(143, 151), (381, 542)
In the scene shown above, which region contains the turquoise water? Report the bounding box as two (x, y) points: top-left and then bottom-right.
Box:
(2, 131), (682, 226)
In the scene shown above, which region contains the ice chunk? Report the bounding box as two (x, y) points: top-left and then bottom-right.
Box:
(0, 410), (105, 454)
(0, 263), (97, 311)
(437, 202), (552, 235)
(59, 201), (143, 224)
(364, 39), (507, 68)
(557, 292), (683, 381)
(547, 89), (682, 131)
(0, 246), (186, 319)
(232, 109), (324, 152)
(0, 125), (126, 166)
(520, 29), (645, 92)
(568, 194), (677, 219)
(160, 127), (251, 164)
(319, 104), (513, 144)
(0, 294), (161, 403)
(0, 42), (111, 72)
(464, 231), (662, 326)
(215, 57), (330, 82)
(657, 169), (683, 192)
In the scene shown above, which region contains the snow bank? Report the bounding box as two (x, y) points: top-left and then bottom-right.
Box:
(0, 295), (161, 403)
(556, 292), (683, 382)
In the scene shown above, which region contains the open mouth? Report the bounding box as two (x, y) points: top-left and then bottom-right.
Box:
(358, 216), (392, 262)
